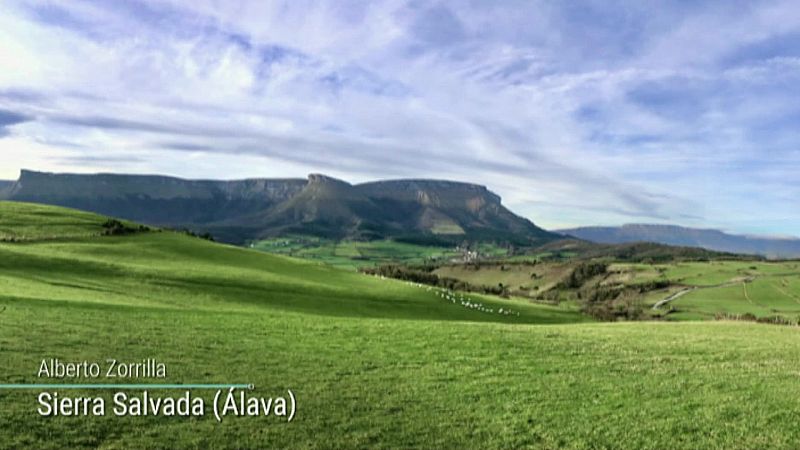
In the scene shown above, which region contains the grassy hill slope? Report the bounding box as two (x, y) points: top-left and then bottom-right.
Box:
(3, 202), (800, 448)
(430, 258), (800, 322)
(0, 201), (138, 241)
(6, 302), (800, 449)
(613, 261), (800, 320)
(0, 202), (579, 324)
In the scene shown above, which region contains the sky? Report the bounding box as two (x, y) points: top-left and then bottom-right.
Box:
(0, 0), (799, 236)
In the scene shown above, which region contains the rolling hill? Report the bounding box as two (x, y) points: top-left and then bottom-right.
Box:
(4, 202), (800, 448)
(559, 224), (800, 259)
(0, 170), (556, 245)
(0, 201), (572, 324)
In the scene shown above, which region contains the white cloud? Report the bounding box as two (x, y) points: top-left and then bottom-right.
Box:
(0, 0), (798, 235)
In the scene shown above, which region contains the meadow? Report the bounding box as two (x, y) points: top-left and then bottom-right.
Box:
(433, 259), (800, 322)
(3, 202), (800, 448)
(611, 262), (800, 320)
(0, 201), (133, 241)
(251, 236), (510, 270)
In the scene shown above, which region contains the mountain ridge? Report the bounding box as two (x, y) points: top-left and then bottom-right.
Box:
(0, 169), (556, 245)
(559, 224), (800, 259)
(0, 180), (13, 197)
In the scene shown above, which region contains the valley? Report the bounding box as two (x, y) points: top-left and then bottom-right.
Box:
(250, 232), (800, 323)
(249, 236), (510, 270)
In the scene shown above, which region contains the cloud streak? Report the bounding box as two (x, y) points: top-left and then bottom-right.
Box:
(0, 0), (798, 235)
(0, 108), (31, 136)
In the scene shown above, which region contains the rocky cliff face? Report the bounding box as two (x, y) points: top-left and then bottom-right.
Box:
(360, 179), (548, 238)
(2, 170), (557, 244)
(8, 169), (307, 201)
(0, 180), (13, 197)
(357, 179), (502, 206)
(3, 170), (307, 228)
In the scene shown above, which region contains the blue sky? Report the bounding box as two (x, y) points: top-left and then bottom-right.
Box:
(0, 1), (798, 236)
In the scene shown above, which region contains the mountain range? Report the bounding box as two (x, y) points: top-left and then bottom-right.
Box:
(559, 224), (800, 259)
(0, 170), (556, 244)
(0, 180), (14, 195)
(3, 170), (798, 258)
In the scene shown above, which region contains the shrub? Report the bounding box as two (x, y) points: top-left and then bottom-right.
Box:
(173, 228), (215, 241)
(557, 262), (608, 289)
(360, 265), (507, 296)
(101, 219), (151, 236)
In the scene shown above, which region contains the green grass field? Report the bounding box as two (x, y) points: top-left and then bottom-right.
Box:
(610, 262), (800, 320)
(435, 259), (800, 321)
(4, 202), (800, 448)
(0, 202), (138, 241)
(250, 236), (512, 270)
(434, 262), (573, 294)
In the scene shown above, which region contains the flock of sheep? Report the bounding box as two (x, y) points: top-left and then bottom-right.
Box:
(429, 287), (520, 316)
(374, 275), (520, 317)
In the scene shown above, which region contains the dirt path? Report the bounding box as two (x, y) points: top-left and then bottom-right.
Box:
(742, 282), (754, 304)
(651, 287), (697, 310)
(652, 276), (756, 310)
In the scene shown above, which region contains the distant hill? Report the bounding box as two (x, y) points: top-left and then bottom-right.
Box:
(1, 170), (557, 245)
(536, 238), (756, 262)
(558, 224), (800, 259)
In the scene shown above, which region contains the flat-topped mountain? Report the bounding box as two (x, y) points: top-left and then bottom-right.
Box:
(1, 170), (556, 244)
(0, 180), (13, 197)
(559, 224), (800, 259)
(5, 170), (308, 225)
